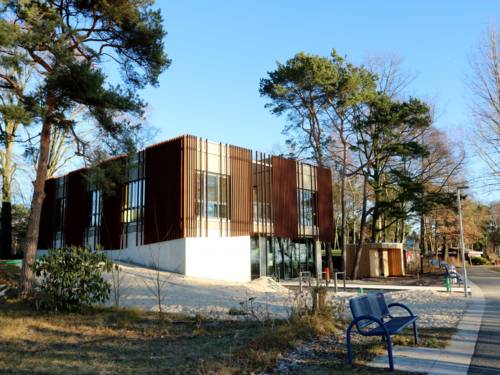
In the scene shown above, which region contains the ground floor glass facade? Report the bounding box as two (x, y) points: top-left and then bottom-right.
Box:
(251, 236), (316, 280)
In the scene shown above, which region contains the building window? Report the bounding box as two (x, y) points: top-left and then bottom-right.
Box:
(196, 171), (229, 219)
(297, 189), (318, 227)
(120, 151), (146, 248)
(122, 179), (145, 224)
(54, 177), (66, 248)
(89, 190), (102, 227)
(121, 151), (146, 226)
(86, 188), (102, 249)
(252, 160), (271, 223)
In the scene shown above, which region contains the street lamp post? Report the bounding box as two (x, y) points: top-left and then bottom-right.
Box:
(456, 186), (469, 297)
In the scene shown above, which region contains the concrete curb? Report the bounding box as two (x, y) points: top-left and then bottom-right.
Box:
(427, 279), (485, 375)
(281, 281), (469, 293)
(368, 279), (485, 374)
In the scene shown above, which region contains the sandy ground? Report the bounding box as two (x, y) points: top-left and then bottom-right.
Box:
(105, 263), (467, 325)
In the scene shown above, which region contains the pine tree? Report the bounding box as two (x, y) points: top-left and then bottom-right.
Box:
(0, 0), (170, 296)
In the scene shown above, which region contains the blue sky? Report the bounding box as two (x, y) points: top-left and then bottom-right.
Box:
(138, 1), (498, 201)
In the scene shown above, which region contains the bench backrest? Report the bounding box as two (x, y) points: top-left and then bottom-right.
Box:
(349, 292), (389, 328)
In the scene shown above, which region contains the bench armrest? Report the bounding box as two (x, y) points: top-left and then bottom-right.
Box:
(387, 302), (415, 317)
(449, 271), (463, 280)
(349, 314), (388, 336)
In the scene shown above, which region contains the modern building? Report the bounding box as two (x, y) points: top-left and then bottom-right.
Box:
(37, 135), (334, 282)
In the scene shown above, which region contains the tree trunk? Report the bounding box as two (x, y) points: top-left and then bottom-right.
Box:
(325, 241), (334, 276)
(371, 174), (381, 242)
(352, 219), (357, 245)
(340, 135), (347, 285)
(20, 99), (54, 298)
(400, 217), (406, 244)
(394, 219), (399, 243)
(443, 239), (449, 262)
(352, 174), (368, 279)
(419, 214), (425, 273)
(1, 139), (13, 259)
(382, 213), (387, 242)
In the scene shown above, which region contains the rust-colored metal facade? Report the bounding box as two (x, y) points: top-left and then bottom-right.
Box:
(183, 135), (198, 237)
(270, 156), (298, 239)
(229, 145), (252, 236)
(100, 157), (126, 250)
(37, 135), (334, 250)
(64, 169), (89, 247)
(38, 178), (56, 249)
(252, 152), (273, 236)
(317, 167), (334, 242)
(144, 136), (184, 244)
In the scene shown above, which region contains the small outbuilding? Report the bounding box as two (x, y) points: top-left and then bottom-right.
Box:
(346, 242), (405, 278)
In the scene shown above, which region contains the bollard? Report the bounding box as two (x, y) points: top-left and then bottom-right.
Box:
(334, 272), (338, 293)
(445, 276), (451, 292)
(324, 267), (330, 286)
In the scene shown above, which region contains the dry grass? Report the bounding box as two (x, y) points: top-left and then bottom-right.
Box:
(0, 300), (456, 374)
(0, 300), (347, 374)
(0, 263), (457, 374)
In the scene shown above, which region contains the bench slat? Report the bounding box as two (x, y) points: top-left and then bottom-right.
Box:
(366, 316), (418, 336)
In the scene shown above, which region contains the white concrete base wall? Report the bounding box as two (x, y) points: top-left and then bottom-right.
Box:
(105, 237), (187, 274)
(110, 236), (251, 282)
(37, 235), (252, 283)
(185, 236), (251, 282)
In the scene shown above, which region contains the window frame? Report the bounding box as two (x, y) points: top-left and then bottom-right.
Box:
(196, 170), (229, 220)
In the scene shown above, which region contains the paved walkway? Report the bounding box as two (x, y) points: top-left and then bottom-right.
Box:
(370, 278), (485, 374)
(468, 267), (500, 374)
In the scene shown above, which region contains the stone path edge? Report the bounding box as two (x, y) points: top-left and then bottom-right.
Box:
(427, 279), (485, 375)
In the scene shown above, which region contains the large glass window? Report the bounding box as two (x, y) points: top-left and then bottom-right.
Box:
(252, 161), (271, 223)
(121, 151), (146, 226)
(54, 177), (66, 248)
(260, 236), (316, 280)
(196, 171), (229, 219)
(297, 189), (318, 227)
(251, 237), (260, 279)
(122, 179), (145, 223)
(88, 190), (102, 228)
(86, 188), (102, 248)
(120, 151), (146, 248)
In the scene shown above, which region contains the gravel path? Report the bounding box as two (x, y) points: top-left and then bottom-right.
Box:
(106, 263), (467, 325)
(105, 263), (294, 319)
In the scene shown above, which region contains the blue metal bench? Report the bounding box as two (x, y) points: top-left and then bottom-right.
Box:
(444, 264), (463, 287)
(346, 292), (419, 371)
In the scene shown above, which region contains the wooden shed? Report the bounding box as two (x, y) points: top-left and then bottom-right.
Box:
(346, 243), (405, 278)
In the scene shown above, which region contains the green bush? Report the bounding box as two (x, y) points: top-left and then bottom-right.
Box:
(32, 246), (112, 311)
(471, 256), (491, 265)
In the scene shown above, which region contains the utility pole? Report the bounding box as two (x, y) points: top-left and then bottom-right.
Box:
(457, 186), (469, 297)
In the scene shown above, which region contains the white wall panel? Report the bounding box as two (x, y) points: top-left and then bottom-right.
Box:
(185, 236), (251, 282)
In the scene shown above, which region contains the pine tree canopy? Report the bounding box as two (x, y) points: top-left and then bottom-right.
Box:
(0, 0), (170, 147)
